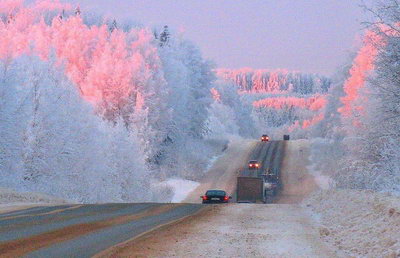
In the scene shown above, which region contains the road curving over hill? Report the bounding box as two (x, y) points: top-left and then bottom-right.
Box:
(101, 139), (340, 257)
(184, 138), (257, 203)
(0, 139), (340, 257)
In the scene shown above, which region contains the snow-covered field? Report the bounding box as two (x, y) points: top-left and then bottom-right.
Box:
(306, 189), (400, 258)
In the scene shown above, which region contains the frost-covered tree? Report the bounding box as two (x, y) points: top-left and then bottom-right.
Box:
(355, 0), (400, 192)
(154, 35), (218, 178)
(216, 69), (331, 94)
(1, 0), (286, 202)
(308, 1), (400, 194)
(159, 25), (170, 47)
(0, 55), (151, 203)
(207, 82), (257, 138)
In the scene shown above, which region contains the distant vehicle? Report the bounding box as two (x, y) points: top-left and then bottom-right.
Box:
(248, 160), (260, 169)
(264, 173), (280, 195)
(201, 190), (232, 204)
(237, 173), (265, 203)
(261, 135), (269, 141)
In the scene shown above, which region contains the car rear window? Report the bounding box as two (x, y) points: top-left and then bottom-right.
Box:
(206, 190), (226, 196)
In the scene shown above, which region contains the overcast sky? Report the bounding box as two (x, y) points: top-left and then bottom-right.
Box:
(67, 0), (367, 75)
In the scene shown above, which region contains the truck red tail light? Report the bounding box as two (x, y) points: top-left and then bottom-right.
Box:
(202, 196), (208, 200)
(224, 196), (229, 201)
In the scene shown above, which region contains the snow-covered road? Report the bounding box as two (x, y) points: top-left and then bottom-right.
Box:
(101, 203), (337, 257)
(183, 138), (257, 203)
(98, 140), (341, 257)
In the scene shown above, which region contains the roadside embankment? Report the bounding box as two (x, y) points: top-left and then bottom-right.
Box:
(276, 139), (318, 204)
(0, 187), (67, 214)
(306, 189), (400, 258)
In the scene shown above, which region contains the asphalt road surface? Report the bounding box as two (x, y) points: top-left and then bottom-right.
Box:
(184, 139), (257, 203)
(246, 140), (285, 178)
(0, 203), (202, 257)
(0, 140), (286, 257)
(184, 139), (285, 203)
(95, 140), (337, 258)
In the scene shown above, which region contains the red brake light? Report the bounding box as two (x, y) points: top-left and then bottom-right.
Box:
(224, 196), (229, 201)
(202, 196), (208, 200)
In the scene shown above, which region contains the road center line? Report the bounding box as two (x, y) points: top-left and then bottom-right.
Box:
(0, 204), (180, 257)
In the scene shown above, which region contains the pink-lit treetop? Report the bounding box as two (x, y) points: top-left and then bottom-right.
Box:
(216, 68), (331, 94)
(253, 95), (326, 111)
(338, 30), (383, 126)
(0, 0), (161, 116)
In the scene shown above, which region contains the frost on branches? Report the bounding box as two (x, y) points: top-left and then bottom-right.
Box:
(0, 56), (150, 203)
(0, 0), (251, 202)
(216, 68), (331, 94)
(215, 68), (332, 138)
(308, 1), (400, 194)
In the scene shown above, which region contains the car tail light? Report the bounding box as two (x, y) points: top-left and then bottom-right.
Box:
(224, 196), (229, 201)
(202, 196), (208, 200)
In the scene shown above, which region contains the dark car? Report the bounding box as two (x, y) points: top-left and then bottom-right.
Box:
(248, 160), (260, 169)
(201, 190), (232, 204)
(261, 134), (269, 141)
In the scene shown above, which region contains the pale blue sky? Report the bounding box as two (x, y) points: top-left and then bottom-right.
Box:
(68, 0), (367, 75)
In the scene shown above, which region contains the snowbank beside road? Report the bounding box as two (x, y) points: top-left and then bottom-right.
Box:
(0, 187), (67, 213)
(163, 179), (200, 203)
(306, 189), (400, 258)
(100, 204), (338, 258)
(0, 187), (67, 204)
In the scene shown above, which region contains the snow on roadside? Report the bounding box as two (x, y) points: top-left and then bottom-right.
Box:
(121, 204), (338, 257)
(0, 187), (67, 206)
(204, 136), (245, 174)
(305, 189), (400, 258)
(163, 179), (200, 203)
(205, 154), (223, 172)
(308, 164), (334, 190)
